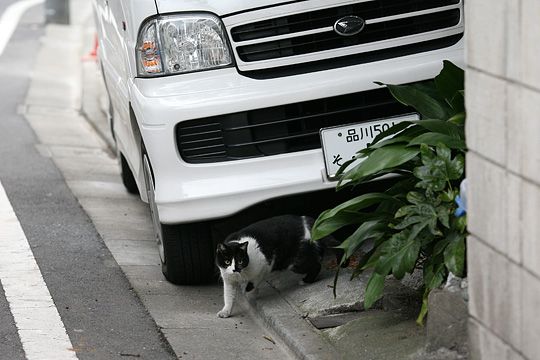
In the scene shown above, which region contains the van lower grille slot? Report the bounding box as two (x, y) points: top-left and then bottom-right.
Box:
(176, 88), (411, 163)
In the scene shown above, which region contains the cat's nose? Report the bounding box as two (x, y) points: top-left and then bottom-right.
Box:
(233, 268), (240, 273)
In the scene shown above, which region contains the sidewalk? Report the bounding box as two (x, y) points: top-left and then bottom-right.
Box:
(27, 4), (289, 360)
(75, 3), (468, 359)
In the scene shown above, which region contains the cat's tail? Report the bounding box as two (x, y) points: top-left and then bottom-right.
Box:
(303, 216), (345, 265)
(303, 216), (337, 244)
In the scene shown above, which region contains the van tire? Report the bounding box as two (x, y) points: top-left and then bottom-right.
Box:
(161, 223), (216, 285)
(120, 154), (139, 194)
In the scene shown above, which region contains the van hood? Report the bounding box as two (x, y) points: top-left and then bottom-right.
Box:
(154, 0), (296, 17)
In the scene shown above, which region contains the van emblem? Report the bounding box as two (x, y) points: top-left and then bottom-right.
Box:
(333, 16), (365, 36)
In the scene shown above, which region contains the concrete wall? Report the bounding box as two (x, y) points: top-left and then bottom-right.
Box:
(465, 1), (540, 359)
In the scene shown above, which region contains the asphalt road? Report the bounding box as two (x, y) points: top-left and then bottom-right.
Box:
(0, 3), (176, 359)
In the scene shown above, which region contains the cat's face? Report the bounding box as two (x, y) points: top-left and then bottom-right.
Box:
(216, 242), (250, 274)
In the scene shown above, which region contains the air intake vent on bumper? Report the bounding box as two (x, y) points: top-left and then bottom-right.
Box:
(176, 88), (411, 163)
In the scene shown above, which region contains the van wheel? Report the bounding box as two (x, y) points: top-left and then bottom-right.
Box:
(142, 153), (215, 285)
(161, 223), (216, 285)
(120, 154), (139, 194)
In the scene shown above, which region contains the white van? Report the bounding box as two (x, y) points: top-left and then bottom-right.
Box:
(92, 0), (464, 284)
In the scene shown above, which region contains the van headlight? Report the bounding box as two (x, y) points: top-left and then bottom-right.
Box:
(136, 13), (233, 77)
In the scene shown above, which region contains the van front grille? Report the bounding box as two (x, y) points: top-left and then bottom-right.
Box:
(229, 0), (463, 74)
(231, 0), (460, 42)
(236, 9), (460, 62)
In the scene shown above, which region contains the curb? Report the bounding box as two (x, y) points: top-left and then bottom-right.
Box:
(245, 283), (339, 360)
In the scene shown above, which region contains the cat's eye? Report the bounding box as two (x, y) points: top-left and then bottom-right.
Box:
(238, 260), (244, 265)
(224, 260), (231, 265)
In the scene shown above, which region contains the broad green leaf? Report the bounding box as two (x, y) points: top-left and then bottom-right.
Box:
(376, 197), (405, 215)
(340, 145), (419, 185)
(313, 192), (391, 228)
(361, 243), (386, 271)
(436, 144), (451, 162)
(409, 133), (466, 150)
(385, 83), (451, 120)
(374, 230), (421, 279)
(364, 272), (386, 309)
(335, 220), (387, 258)
(338, 168), (404, 190)
(455, 215), (467, 233)
(396, 226), (423, 278)
(413, 81), (443, 101)
(406, 191), (426, 205)
(395, 205), (415, 218)
(335, 157), (359, 177)
(435, 61), (465, 112)
(398, 125), (430, 139)
(433, 238), (450, 256)
(414, 165), (447, 193)
(369, 121), (413, 146)
(444, 232), (466, 277)
(393, 215), (425, 230)
(437, 206), (451, 228)
(352, 247), (377, 279)
(368, 135), (413, 149)
(312, 193), (397, 240)
(414, 144), (465, 195)
(369, 123), (431, 149)
(409, 203), (438, 218)
(311, 211), (365, 241)
(447, 153), (465, 180)
(370, 119), (465, 150)
(427, 218), (442, 236)
(449, 92), (465, 114)
(410, 119), (462, 138)
(386, 177), (417, 196)
(424, 262), (446, 290)
(448, 112), (465, 126)
(414, 146), (450, 194)
(420, 143), (434, 160)
(440, 189), (457, 203)
(417, 256), (448, 325)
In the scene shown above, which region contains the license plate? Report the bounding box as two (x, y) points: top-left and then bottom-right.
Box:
(320, 113), (420, 179)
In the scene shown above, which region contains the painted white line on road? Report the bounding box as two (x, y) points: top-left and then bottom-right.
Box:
(0, 181), (78, 360)
(0, 0), (44, 56)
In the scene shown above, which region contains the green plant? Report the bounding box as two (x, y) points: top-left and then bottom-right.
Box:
(312, 61), (467, 324)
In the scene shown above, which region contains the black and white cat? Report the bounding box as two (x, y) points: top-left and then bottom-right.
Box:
(215, 215), (324, 318)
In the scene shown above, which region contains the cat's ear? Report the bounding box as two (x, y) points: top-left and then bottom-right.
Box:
(239, 242), (248, 252)
(217, 243), (227, 253)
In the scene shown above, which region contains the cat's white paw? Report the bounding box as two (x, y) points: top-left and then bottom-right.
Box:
(217, 309), (231, 318)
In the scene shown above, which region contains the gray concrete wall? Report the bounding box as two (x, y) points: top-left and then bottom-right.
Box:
(465, 1), (540, 359)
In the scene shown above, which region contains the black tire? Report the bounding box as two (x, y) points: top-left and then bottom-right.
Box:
(161, 222), (217, 285)
(120, 154), (139, 194)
